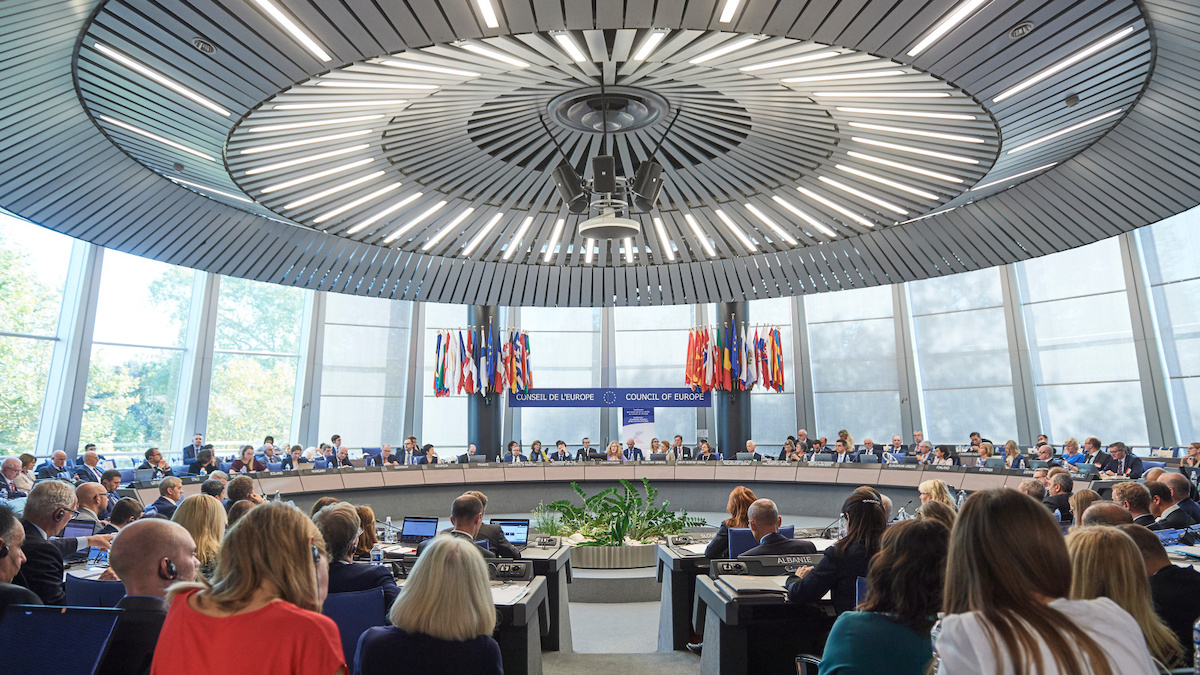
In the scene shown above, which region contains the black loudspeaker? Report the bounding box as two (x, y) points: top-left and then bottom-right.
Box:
(631, 160), (663, 212)
(551, 161), (589, 214)
(591, 155), (617, 194)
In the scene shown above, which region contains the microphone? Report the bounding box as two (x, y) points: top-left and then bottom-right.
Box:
(820, 515), (843, 539)
(891, 500), (913, 522)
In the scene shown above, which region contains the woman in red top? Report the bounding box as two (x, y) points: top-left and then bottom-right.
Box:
(151, 502), (345, 675)
(229, 445), (266, 474)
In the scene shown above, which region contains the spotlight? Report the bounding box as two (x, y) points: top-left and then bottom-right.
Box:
(551, 160), (589, 214)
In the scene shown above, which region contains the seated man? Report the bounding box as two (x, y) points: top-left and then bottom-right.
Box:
(669, 435), (691, 462)
(15, 480), (111, 604)
(35, 450), (72, 481)
(1119, 523), (1200, 664)
(1164, 472), (1200, 524)
(886, 435), (908, 456)
(0, 503), (40, 616)
(860, 438), (877, 455)
(743, 440), (763, 461)
(224, 475), (263, 513)
(548, 441), (571, 462)
(415, 494), (496, 558)
(1080, 501), (1134, 527)
(73, 451), (107, 483)
(187, 449), (219, 477)
(502, 442), (527, 463)
(623, 438), (644, 461)
(182, 433), (204, 464)
(74, 482), (109, 528)
(1, 457), (27, 499)
(199, 479), (224, 501)
(1043, 473), (1073, 522)
(1102, 442), (1144, 480)
(741, 499), (817, 556)
(137, 447), (174, 478)
(1032, 444), (1059, 467)
(148, 477), (184, 519)
(94, 519), (199, 675)
(99, 497), (144, 535)
(313, 502), (399, 610)
(1112, 481), (1155, 526)
(831, 439), (857, 463)
(99, 469), (121, 520)
(1017, 478), (1046, 503)
(456, 444), (479, 464)
(463, 490), (520, 559)
(575, 437), (593, 461)
(912, 441), (934, 464)
(1146, 480), (1196, 531)
(373, 444), (400, 466)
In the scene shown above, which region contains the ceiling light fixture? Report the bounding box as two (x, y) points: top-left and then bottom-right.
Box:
(739, 50), (839, 71)
(284, 170), (384, 209)
(782, 69), (905, 84)
(422, 207), (476, 251)
(993, 26), (1135, 103)
(835, 107), (976, 121)
(260, 158), (375, 193)
(457, 42), (530, 68)
(345, 192), (422, 235)
(835, 165), (940, 200)
(715, 210), (757, 252)
(718, 0), (741, 23)
(475, 0), (500, 28)
(970, 163), (1059, 191)
(462, 212), (505, 257)
(851, 137), (978, 164)
(689, 36), (761, 64)
(247, 114), (384, 133)
(382, 199), (445, 242)
(683, 214), (718, 257)
(744, 203), (798, 245)
(238, 129), (373, 155)
(382, 60), (481, 78)
(584, 238), (596, 264)
(317, 81), (438, 90)
(252, 0), (332, 62)
(653, 217), (676, 260)
(847, 151), (964, 182)
(632, 30), (669, 61)
(907, 0), (989, 57)
(624, 238), (635, 263)
(798, 186), (877, 228)
(849, 122), (984, 143)
(273, 99), (407, 110)
(244, 144), (370, 174)
(97, 115), (216, 161)
(93, 43), (231, 117)
(818, 176), (909, 215)
(1006, 109), (1122, 155)
(899, 206), (957, 224)
(813, 91), (950, 98)
(502, 216), (534, 260)
(551, 32), (588, 63)
(771, 196), (837, 237)
(313, 182), (402, 223)
(543, 218), (566, 262)
(166, 176), (252, 202)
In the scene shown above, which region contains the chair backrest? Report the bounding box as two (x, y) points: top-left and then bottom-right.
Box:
(65, 574), (127, 608)
(858, 453), (880, 464)
(984, 457), (1005, 468)
(361, 447), (382, 458)
(779, 525), (794, 539)
(314, 459), (327, 469)
(118, 469), (135, 483)
(322, 587), (387, 666)
(218, 462), (232, 472)
(1144, 460), (1167, 470)
(727, 528), (756, 558)
(171, 464), (187, 477)
(0, 605), (121, 674)
(855, 576), (868, 604)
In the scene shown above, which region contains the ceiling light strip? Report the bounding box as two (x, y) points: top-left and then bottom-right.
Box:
(382, 199), (445, 242)
(284, 170), (384, 209)
(423, 208), (476, 251)
(633, 30), (668, 61)
(463, 212), (505, 257)
(994, 26), (1135, 103)
(261, 158), (374, 194)
(273, 99), (407, 110)
(238, 129), (373, 155)
(818, 176), (908, 215)
(683, 214), (718, 257)
(166, 176), (252, 203)
(543, 218), (566, 262)
(848, 122), (983, 143)
(744, 203), (798, 245)
(653, 217), (676, 260)
(253, 0), (332, 62)
(739, 50), (839, 71)
(552, 32), (588, 62)
(248, 115), (383, 133)
(715, 210), (757, 252)
(970, 163), (1059, 191)
(783, 69), (904, 84)
(797, 186), (877, 228)
(383, 60), (480, 77)
(244, 144), (370, 174)
(1006, 109), (1123, 155)
(93, 43), (231, 117)
(813, 91), (950, 98)
(313, 182), (402, 223)
(689, 36), (761, 64)
(835, 165), (940, 200)
(97, 115), (215, 161)
(847, 151), (964, 182)
(907, 0), (989, 57)
(317, 81), (438, 90)
(457, 42), (530, 68)
(719, 0), (741, 23)
(899, 206), (957, 224)
(771, 196), (837, 238)
(345, 192), (422, 235)
(502, 217), (535, 260)
(851, 137), (978, 164)
(584, 238), (595, 264)
(835, 107), (976, 121)
(624, 238), (636, 263)
(475, 0), (500, 28)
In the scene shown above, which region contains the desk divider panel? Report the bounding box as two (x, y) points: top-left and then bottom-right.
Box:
(836, 466), (882, 485)
(716, 462), (757, 481)
(421, 465), (467, 484)
(1004, 474), (1034, 489)
(924, 468), (966, 488)
(340, 466), (386, 489)
(543, 464), (587, 481)
(754, 464), (798, 482)
(876, 466), (924, 488)
(584, 464), (637, 481)
(299, 469), (346, 492)
(180, 482), (203, 498)
(381, 465), (426, 487)
(672, 462), (717, 480)
(135, 486), (159, 504)
(503, 466), (546, 482)
(961, 471), (1008, 491)
(258, 472), (304, 495)
(795, 464), (840, 484)
(465, 465), (508, 483)
(635, 463), (676, 480)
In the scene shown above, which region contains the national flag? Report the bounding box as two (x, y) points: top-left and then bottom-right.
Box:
(458, 331), (469, 394)
(465, 330), (477, 394)
(522, 332), (533, 390)
(447, 331), (459, 395)
(701, 327), (711, 392)
(685, 329), (695, 389)
(748, 328), (760, 391)
(729, 325), (740, 390)
(772, 327), (785, 392)
(478, 327), (489, 394)
(721, 327), (732, 391)
(433, 332), (442, 395)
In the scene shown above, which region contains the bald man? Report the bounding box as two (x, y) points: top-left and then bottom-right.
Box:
(74, 482), (108, 527)
(74, 451), (105, 483)
(742, 499), (817, 556)
(35, 450), (71, 480)
(1, 457), (25, 499)
(95, 519), (197, 675)
(1163, 472), (1200, 524)
(1081, 501), (1135, 527)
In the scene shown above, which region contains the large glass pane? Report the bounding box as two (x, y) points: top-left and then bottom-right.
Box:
(749, 297), (796, 445)
(215, 277), (303, 354)
(522, 306), (601, 446)
(93, 250), (190, 348)
(615, 305), (693, 443)
(1020, 237), (1125, 302)
(81, 346), (184, 452)
(0, 335), (54, 450)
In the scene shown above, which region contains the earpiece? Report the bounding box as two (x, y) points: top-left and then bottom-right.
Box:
(158, 558), (178, 581)
(0, 543), (8, 559)
(53, 508), (66, 522)
(311, 544), (321, 565)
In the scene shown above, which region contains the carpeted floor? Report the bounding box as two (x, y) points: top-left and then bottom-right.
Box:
(543, 651), (701, 675)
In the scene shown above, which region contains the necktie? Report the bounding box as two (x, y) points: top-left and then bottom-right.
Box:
(8, 480), (14, 493)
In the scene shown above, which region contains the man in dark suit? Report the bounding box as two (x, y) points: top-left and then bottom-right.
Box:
(575, 437), (594, 461)
(14, 481), (111, 605)
(147, 477), (184, 519)
(73, 451), (106, 483)
(371, 444), (401, 466)
(0, 503), (41, 619)
(1102, 442), (1144, 480)
(548, 441), (571, 462)
(742, 440), (763, 461)
(1072, 436), (1110, 471)
(1146, 480), (1196, 531)
(831, 439), (858, 463)
(1043, 473), (1074, 522)
(502, 442), (527, 463)
(99, 498), (143, 536)
(94, 518), (198, 675)
(623, 438), (645, 461)
(137, 447), (174, 478)
(1120, 523), (1200, 663)
(1113, 483), (1154, 527)
(886, 435), (909, 456)
(74, 482), (108, 529)
(35, 450), (72, 481)
(1164, 472), (1200, 524)
(462, 491), (521, 559)
(313, 503), (400, 610)
(668, 435), (691, 462)
(741, 499), (818, 556)
(415, 494), (496, 558)
(455, 443), (479, 464)
(1, 457), (27, 499)
(795, 430), (816, 453)
(182, 433), (204, 464)
(98, 470), (121, 520)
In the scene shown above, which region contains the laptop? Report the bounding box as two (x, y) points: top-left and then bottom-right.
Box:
(61, 519), (99, 564)
(467, 455), (487, 464)
(650, 453), (667, 462)
(0, 605), (121, 674)
(490, 518), (530, 548)
(398, 516), (440, 543)
(134, 468), (156, 482)
(348, 458), (367, 468)
(735, 452), (756, 461)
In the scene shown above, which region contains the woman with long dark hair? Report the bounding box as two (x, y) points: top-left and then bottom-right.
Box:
(786, 487), (886, 614)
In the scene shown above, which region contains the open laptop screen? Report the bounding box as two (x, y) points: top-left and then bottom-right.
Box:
(399, 517), (439, 542)
(62, 519), (97, 540)
(490, 519), (529, 545)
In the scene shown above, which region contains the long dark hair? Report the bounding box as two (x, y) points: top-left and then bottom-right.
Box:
(860, 519), (948, 635)
(836, 487), (886, 557)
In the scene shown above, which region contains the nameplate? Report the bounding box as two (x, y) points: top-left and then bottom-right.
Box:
(464, 462), (497, 468)
(262, 470), (299, 477)
(307, 469), (329, 475)
(425, 463), (458, 469)
(339, 465), (380, 474)
(769, 553), (823, 567)
(803, 461), (835, 468)
(382, 464), (419, 472)
(881, 463), (919, 471)
(721, 460), (753, 466)
(677, 460), (709, 466)
(546, 461), (579, 467)
(930, 465), (964, 473)
(971, 466), (999, 474)
(181, 475), (206, 484)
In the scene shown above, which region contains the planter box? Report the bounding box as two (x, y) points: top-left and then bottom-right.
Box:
(570, 543), (658, 569)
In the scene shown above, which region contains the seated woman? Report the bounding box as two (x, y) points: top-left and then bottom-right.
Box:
(935, 488), (1156, 675)
(171, 494), (226, 579)
(314, 502), (399, 610)
(528, 440), (546, 462)
(1067, 526), (1183, 667)
(1181, 442), (1200, 469)
(1060, 437), (1085, 467)
(355, 535), (501, 675)
(819, 520), (950, 675)
(1002, 440), (1025, 469)
(605, 442), (623, 462)
(697, 439), (718, 460)
(915, 500), (956, 530)
(787, 487), (886, 614)
(781, 439), (803, 462)
(188, 449), (219, 476)
(151, 502), (345, 675)
(930, 446), (957, 466)
(354, 505), (379, 560)
(281, 445), (308, 471)
(704, 486), (757, 559)
(229, 445), (266, 474)
(974, 442), (995, 467)
(918, 479), (956, 510)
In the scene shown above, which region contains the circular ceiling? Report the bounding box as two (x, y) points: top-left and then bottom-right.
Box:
(2, 0), (1194, 307)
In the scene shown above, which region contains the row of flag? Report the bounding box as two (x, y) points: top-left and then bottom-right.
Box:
(432, 326), (533, 396)
(686, 324), (785, 392)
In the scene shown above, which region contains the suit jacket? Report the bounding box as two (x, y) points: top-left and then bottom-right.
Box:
(415, 530), (496, 558)
(35, 464), (72, 480)
(149, 496), (178, 519)
(417, 455), (439, 465)
(136, 461), (173, 478)
(0, 478), (26, 499)
(74, 464), (104, 483)
(885, 445), (910, 456)
(369, 454), (399, 467)
(182, 444), (202, 462)
(1043, 493), (1073, 522)
(1103, 455), (1144, 480)
(623, 448), (644, 461)
(477, 522), (521, 559)
(575, 448), (593, 461)
(1081, 451), (1111, 469)
(786, 540), (871, 615)
(97, 523), (120, 535)
(14, 520), (66, 605)
(502, 454), (528, 463)
(93, 595), (167, 675)
(832, 452), (858, 464)
(280, 456), (309, 470)
(187, 460), (218, 476)
(1150, 563), (1200, 663)
(1176, 497), (1200, 524)
(327, 560), (400, 611)
(1133, 513), (1156, 527)
(548, 450), (572, 462)
(741, 532), (818, 557)
(698, 452), (720, 461)
(667, 446), (691, 462)
(704, 523), (731, 559)
(1149, 506), (1196, 531)
(99, 493), (117, 521)
(0, 582), (41, 617)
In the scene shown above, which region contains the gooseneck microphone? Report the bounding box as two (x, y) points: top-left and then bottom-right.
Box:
(891, 500), (914, 522)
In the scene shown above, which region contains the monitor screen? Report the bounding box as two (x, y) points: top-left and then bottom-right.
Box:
(475, 539), (491, 551)
(400, 517), (439, 541)
(490, 519), (529, 545)
(134, 469), (155, 482)
(0, 606), (121, 674)
(62, 519), (96, 540)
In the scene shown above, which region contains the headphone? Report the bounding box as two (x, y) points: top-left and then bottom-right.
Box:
(158, 558), (178, 581)
(311, 544), (321, 565)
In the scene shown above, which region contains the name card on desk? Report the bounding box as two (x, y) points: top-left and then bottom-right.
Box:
(426, 463), (460, 470)
(382, 464), (420, 472)
(261, 470), (299, 477)
(721, 460), (753, 466)
(803, 461), (835, 468)
(968, 466), (1000, 474)
(676, 460), (710, 466)
(929, 465), (964, 473)
(339, 465), (382, 474)
(880, 463), (920, 471)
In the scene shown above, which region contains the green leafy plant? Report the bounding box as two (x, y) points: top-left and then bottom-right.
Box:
(540, 478), (705, 546)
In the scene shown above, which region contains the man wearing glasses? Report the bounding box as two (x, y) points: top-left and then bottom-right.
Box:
(14, 480), (112, 605)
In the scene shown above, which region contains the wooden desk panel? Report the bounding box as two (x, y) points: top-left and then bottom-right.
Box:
(466, 466), (508, 483)
(636, 463), (677, 481)
(422, 466), (467, 484)
(381, 467), (426, 487)
(673, 463), (717, 480)
(503, 466), (546, 482)
(876, 467), (924, 488)
(584, 464), (637, 481)
(716, 463), (757, 482)
(836, 467), (881, 486)
(543, 464), (587, 481)
(961, 472), (1008, 491)
(298, 470), (346, 492)
(340, 468), (386, 490)
(754, 465), (798, 483)
(258, 474), (305, 495)
(794, 466), (839, 484)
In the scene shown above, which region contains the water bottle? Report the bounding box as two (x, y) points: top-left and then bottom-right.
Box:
(956, 490), (967, 510)
(896, 506), (911, 522)
(837, 513), (848, 539)
(371, 542), (383, 564)
(385, 516), (394, 543)
(1193, 617), (1200, 675)
(272, 490), (281, 502)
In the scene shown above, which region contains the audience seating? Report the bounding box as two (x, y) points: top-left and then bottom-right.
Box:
(65, 575), (126, 608)
(855, 576), (868, 605)
(1144, 460), (1167, 470)
(118, 469), (135, 483)
(314, 459), (327, 469)
(728, 525), (796, 558)
(322, 587), (387, 665)
(218, 462), (232, 472)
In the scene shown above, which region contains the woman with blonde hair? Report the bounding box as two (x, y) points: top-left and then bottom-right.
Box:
(918, 479), (956, 509)
(171, 494), (227, 578)
(605, 441), (623, 462)
(1067, 526), (1183, 667)
(704, 486), (757, 559)
(935, 489), (1156, 675)
(151, 502), (345, 675)
(1003, 440), (1026, 469)
(355, 504), (378, 559)
(975, 442), (994, 466)
(355, 535), (501, 675)
(1181, 442), (1200, 469)
(1069, 489), (1101, 528)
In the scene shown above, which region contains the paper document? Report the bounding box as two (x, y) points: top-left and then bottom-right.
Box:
(679, 543), (709, 555)
(490, 584), (530, 605)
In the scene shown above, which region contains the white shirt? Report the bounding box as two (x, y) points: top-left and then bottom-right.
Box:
(935, 597), (1156, 675)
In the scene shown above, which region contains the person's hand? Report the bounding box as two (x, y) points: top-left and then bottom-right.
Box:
(87, 534), (114, 550)
(247, 493), (266, 504)
(158, 459), (170, 470)
(97, 568), (120, 581)
(794, 565), (814, 579)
